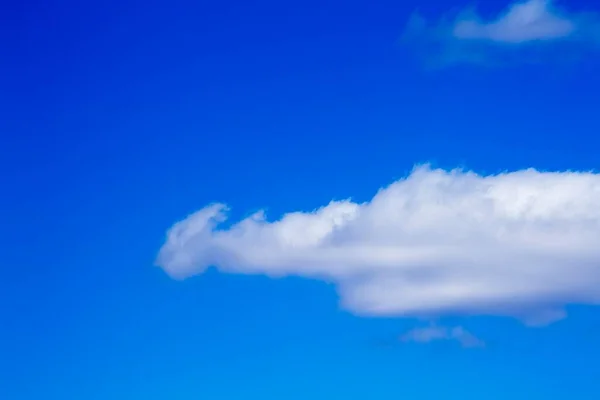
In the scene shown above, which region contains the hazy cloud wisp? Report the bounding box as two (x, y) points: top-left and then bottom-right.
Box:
(401, 326), (485, 348)
(402, 0), (600, 65)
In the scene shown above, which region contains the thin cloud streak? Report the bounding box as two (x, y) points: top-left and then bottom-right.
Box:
(401, 326), (485, 348)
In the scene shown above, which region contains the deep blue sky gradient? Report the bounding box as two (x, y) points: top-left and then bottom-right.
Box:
(2, 0), (600, 398)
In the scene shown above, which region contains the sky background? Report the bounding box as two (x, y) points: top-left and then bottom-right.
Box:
(2, 0), (600, 399)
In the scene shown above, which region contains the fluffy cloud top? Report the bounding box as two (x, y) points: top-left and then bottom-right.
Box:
(156, 165), (600, 323)
(403, 0), (600, 65)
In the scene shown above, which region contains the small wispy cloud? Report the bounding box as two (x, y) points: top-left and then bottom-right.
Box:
(453, 0), (576, 44)
(401, 326), (485, 348)
(402, 0), (600, 66)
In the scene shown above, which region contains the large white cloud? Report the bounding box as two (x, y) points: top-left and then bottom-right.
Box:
(156, 165), (600, 323)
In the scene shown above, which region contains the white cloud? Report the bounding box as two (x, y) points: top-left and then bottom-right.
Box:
(401, 326), (485, 348)
(402, 0), (600, 65)
(156, 165), (600, 323)
(453, 0), (576, 44)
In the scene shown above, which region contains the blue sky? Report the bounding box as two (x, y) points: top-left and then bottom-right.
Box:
(3, 0), (600, 398)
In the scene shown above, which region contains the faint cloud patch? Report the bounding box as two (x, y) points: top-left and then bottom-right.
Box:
(401, 326), (485, 348)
